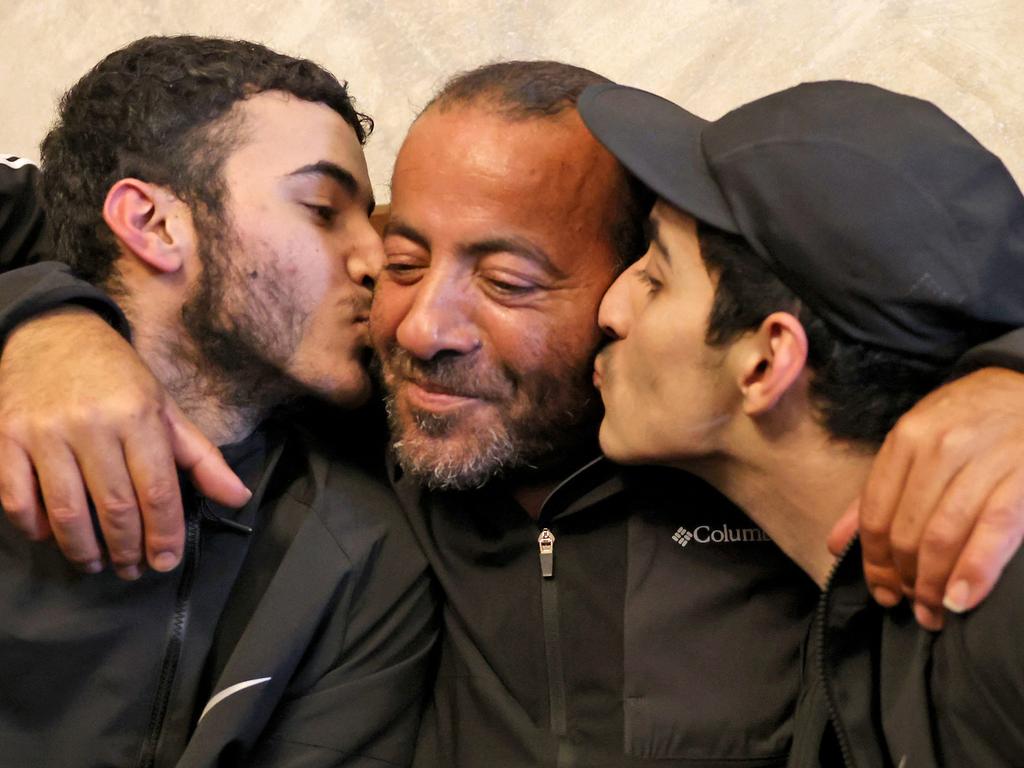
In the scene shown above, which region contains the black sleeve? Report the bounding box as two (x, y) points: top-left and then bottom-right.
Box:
(955, 328), (1024, 374)
(0, 157), (128, 346)
(0, 157), (54, 269)
(0, 262), (130, 347)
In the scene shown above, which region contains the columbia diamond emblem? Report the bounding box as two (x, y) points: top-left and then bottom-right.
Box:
(672, 526), (693, 548)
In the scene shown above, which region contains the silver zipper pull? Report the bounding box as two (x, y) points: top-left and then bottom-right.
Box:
(538, 528), (556, 579)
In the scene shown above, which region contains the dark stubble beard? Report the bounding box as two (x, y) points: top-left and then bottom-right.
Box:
(166, 210), (311, 422)
(375, 343), (603, 491)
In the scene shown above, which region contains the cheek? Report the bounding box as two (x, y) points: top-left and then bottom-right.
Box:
(493, 304), (604, 378)
(369, 281), (409, 349)
(609, 323), (684, 426)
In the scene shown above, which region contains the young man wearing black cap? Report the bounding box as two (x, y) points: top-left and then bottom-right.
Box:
(582, 80), (1024, 766)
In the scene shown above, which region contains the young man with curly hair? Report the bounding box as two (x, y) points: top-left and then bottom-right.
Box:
(0, 36), (435, 767)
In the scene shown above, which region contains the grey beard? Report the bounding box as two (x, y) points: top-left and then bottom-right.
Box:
(375, 339), (601, 492)
(384, 392), (535, 491)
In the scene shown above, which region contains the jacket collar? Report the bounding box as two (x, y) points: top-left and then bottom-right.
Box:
(387, 450), (628, 523)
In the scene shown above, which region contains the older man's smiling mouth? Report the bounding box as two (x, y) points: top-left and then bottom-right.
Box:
(402, 378), (485, 412)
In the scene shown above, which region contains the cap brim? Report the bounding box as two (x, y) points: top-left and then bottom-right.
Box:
(578, 84), (739, 234)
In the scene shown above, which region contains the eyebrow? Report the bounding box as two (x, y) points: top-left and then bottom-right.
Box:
(383, 219), (430, 251)
(464, 236), (566, 279)
(382, 222), (567, 279)
(287, 161), (376, 215)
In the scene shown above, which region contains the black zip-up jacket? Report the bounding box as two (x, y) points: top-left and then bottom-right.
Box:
(394, 456), (822, 767)
(0, 424), (437, 767)
(789, 540), (1024, 767)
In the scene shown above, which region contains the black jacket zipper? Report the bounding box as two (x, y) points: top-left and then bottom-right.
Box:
(815, 538), (857, 768)
(136, 502), (203, 768)
(538, 527), (568, 739)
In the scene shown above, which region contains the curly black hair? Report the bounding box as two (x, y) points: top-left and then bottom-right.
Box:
(40, 35), (372, 285)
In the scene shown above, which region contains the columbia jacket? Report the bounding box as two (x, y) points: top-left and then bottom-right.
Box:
(789, 540), (1024, 767)
(395, 457), (821, 767)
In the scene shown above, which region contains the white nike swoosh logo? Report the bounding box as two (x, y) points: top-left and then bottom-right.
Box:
(198, 677), (272, 723)
(0, 156), (35, 170)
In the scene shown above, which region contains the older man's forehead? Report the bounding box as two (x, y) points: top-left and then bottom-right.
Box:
(396, 108), (619, 211)
(396, 103), (613, 179)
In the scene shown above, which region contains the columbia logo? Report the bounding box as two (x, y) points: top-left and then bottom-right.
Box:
(672, 527), (693, 548)
(671, 523), (772, 546)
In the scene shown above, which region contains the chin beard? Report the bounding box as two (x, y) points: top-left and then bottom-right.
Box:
(380, 376), (602, 492)
(384, 392), (526, 490)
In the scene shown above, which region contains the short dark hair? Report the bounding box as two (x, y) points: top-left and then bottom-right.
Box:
(40, 35), (372, 286)
(426, 59), (609, 118)
(423, 60), (653, 269)
(697, 223), (950, 445)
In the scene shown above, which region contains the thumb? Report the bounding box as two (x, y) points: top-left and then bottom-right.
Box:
(828, 500), (859, 556)
(166, 401), (251, 507)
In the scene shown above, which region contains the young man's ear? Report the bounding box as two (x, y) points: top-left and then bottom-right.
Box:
(731, 311), (810, 416)
(102, 179), (193, 273)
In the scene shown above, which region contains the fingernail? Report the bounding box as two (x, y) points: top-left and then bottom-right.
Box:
(872, 586), (901, 607)
(80, 560), (103, 575)
(913, 602), (942, 631)
(116, 565), (142, 581)
(943, 580), (970, 613)
(151, 551), (180, 572)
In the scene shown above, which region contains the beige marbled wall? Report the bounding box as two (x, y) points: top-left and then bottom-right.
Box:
(2, 0), (1022, 199)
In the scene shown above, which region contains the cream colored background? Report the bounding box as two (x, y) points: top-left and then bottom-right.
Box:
(2, 0), (1022, 200)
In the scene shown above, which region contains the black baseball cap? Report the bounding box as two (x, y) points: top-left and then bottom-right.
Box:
(578, 80), (1024, 365)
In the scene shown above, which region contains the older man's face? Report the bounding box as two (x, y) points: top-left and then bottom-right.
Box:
(370, 104), (626, 489)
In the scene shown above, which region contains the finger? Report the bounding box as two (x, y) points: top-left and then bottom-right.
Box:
(911, 458), (1018, 612)
(942, 471), (1024, 615)
(827, 503), (858, 556)
(166, 402), (250, 507)
(859, 431), (913, 595)
(73, 431), (145, 580)
(123, 415), (185, 572)
(887, 433), (972, 594)
(913, 600), (945, 632)
(0, 436), (50, 540)
(862, 561), (905, 607)
(830, 498), (905, 605)
(32, 439), (103, 573)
